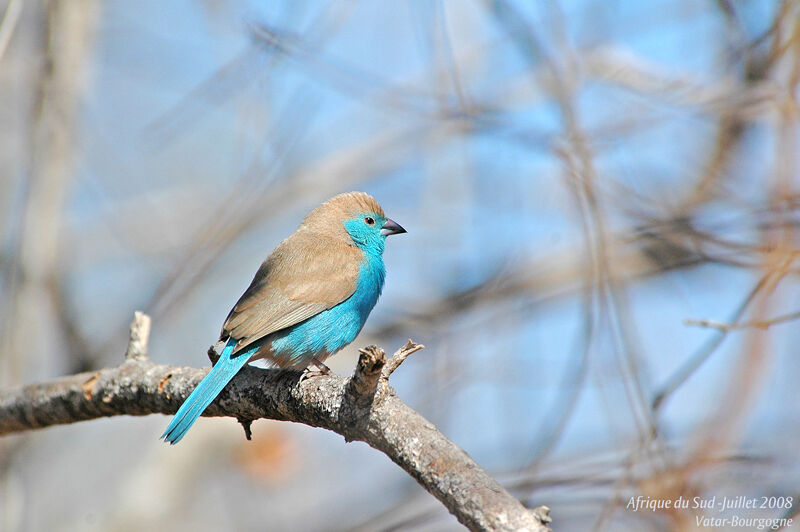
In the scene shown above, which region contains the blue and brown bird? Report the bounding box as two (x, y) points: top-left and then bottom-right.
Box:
(161, 192), (406, 444)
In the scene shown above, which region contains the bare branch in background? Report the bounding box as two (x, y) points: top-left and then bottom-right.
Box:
(0, 0), (22, 63)
(684, 309), (800, 331)
(1, 0), (98, 385)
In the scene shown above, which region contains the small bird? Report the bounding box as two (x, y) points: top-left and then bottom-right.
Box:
(161, 192), (406, 444)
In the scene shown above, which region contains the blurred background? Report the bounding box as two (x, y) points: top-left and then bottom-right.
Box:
(1, 1), (798, 530)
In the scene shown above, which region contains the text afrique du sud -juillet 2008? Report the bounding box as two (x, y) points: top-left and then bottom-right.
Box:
(626, 495), (793, 530)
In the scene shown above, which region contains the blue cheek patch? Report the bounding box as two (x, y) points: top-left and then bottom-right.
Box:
(343, 215), (387, 254)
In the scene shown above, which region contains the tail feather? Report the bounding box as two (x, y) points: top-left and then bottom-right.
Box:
(161, 339), (250, 444)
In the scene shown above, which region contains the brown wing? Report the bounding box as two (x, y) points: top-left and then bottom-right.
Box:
(221, 230), (362, 354)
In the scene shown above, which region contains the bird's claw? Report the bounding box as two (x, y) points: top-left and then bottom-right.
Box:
(299, 358), (332, 382)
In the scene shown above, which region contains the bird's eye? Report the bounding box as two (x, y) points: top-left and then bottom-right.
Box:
(365, 216), (375, 225)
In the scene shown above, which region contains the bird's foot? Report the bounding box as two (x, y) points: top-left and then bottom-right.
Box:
(299, 358), (332, 382)
(311, 358), (332, 375)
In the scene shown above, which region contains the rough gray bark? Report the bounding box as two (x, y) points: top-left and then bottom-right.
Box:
(0, 314), (551, 532)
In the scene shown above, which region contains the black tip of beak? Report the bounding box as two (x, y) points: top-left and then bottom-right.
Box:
(381, 218), (406, 236)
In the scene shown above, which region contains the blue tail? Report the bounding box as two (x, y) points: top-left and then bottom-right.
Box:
(161, 338), (250, 444)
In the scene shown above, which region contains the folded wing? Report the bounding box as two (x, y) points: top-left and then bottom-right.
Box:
(222, 230), (362, 354)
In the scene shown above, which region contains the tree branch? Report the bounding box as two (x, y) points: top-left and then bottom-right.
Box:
(0, 314), (551, 532)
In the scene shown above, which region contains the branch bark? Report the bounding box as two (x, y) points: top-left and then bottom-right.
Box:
(0, 315), (551, 532)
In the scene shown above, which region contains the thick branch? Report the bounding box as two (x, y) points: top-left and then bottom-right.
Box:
(0, 346), (550, 532)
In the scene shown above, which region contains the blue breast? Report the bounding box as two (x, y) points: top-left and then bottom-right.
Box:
(268, 254), (385, 366)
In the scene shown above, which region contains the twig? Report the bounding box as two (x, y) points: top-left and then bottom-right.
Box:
(653, 258), (791, 410)
(381, 339), (425, 381)
(684, 310), (800, 331)
(349, 345), (386, 406)
(125, 311), (151, 361)
(238, 418), (253, 441)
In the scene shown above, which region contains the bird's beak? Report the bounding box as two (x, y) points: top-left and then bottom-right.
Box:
(381, 218), (407, 236)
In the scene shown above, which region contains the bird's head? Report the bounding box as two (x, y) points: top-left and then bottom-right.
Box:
(302, 192), (406, 253)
